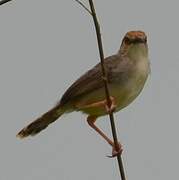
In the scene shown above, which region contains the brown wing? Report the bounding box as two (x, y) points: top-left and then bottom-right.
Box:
(59, 54), (131, 106)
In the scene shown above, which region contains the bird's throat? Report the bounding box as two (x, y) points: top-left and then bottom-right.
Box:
(128, 44), (148, 61)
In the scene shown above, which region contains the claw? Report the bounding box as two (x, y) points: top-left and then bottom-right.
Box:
(105, 96), (117, 114)
(107, 142), (123, 158)
(105, 103), (116, 114)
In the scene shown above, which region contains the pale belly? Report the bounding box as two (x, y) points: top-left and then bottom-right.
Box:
(75, 72), (148, 116)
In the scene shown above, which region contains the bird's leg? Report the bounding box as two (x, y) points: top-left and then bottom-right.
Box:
(77, 96), (117, 114)
(87, 116), (123, 157)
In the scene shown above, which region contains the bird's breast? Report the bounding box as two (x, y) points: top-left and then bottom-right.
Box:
(114, 57), (150, 110)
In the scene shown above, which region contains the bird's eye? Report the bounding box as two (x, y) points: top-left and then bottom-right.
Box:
(124, 37), (131, 44)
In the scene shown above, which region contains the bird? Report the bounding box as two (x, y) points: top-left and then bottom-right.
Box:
(17, 30), (150, 157)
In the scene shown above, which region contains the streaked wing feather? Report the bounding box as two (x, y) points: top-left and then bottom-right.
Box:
(59, 63), (103, 105)
(59, 55), (130, 106)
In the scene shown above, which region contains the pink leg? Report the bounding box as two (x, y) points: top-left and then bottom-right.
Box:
(87, 116), (123, 157)
(76, 96), (117, 114)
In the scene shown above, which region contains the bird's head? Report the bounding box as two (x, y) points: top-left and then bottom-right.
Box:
(119, 31), (148, 58)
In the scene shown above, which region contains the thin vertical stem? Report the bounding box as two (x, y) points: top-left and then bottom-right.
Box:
(88, 1), (126, 180)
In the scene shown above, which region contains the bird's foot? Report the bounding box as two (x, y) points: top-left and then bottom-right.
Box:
(107, 142), (123, 158)
(105, 96), (117, 114)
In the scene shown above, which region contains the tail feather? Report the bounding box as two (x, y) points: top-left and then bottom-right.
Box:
(17, 105), (64, 139)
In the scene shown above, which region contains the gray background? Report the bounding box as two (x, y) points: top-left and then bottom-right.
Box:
(0, 0), (178, 179)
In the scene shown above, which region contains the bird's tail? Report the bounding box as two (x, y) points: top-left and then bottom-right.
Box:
(16, 105), (65, 139)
